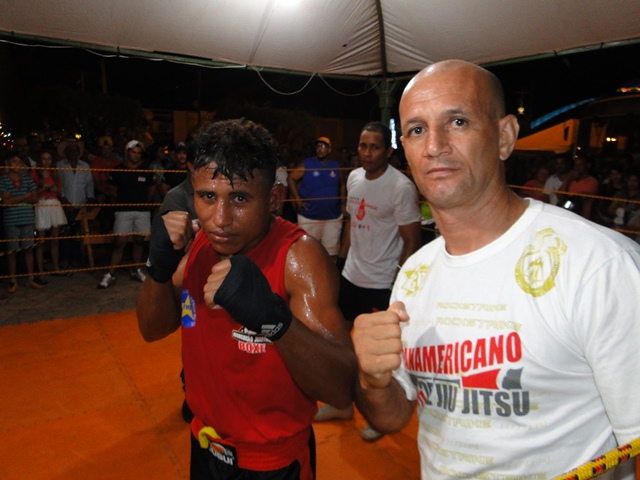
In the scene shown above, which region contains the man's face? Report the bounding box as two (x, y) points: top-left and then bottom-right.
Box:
(536, 167), (550, 183)
(399, 64), (515, 211)
(125, 146), (143, 168)
(14, 139), (29, 156)
(554, 156), (568, 174)
(101, 144), (114, 156)
(175, 150), (188, 168)
(358, 130), (392, 178)
(192, 165), (280, 257)
(65, 145), (81, 162)
(6, 155), (24, 173)
(610, 168), (623, 184)
(574, 158), (589, 177)
(315, 142), (330, 160)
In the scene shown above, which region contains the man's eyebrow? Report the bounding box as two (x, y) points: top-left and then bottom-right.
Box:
(230, 187), (255, 198)
(194, 186), (254, 196)
(403, 108), (468, 124)
(444, 108), (467, 116)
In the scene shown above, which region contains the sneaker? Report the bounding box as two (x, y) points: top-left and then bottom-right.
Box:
(313, 404), (354, 422)
(29, 280), (45, 290)
(130, 267), (146, 283)
(97, 273), (116, 289)
(361, 424), (384, 442)
(7, 282), (18, 294)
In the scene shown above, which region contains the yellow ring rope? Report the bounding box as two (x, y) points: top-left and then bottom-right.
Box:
(554, 437), (640, 480)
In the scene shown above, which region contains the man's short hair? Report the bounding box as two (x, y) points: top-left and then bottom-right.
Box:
(4, 151), (22, 163)
(361, 121), (392, 150)
(193, 118), (278, 188)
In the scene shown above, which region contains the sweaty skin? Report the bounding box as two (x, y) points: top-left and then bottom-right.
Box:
(137, 164), (357, 408)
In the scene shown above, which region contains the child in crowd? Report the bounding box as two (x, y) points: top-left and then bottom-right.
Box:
(0, 152), (41, 292)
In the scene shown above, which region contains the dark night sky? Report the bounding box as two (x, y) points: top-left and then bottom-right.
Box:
(1, 39), (640, 132)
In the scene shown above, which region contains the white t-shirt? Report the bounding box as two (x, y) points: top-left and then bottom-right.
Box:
(343, 166), (421, 289)
(543, 174), (564, 205)
(392, 199), (640, 479)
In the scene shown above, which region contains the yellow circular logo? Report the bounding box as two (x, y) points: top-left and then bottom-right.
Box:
(515, 228), (567, 297)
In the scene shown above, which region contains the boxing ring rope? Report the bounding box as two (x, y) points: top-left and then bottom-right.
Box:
(2, 165), (639, 274)
(553, 437), (640, 480)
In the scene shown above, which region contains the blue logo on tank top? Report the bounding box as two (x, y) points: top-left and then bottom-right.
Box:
(181, 289), (196, 328)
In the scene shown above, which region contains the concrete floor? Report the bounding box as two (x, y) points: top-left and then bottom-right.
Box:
(0, 265), (141, 326)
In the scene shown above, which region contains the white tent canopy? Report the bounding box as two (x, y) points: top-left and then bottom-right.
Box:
(1, 0), (639, 77)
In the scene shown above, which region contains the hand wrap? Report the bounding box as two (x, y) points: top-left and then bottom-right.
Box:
(213, 255), (292, 341)
(146, 213), (185, 283)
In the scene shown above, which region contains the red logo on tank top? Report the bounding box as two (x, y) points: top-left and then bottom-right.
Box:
(356, 198), (366, 221)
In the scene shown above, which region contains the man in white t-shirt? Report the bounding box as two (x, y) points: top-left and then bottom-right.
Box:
(340, 122), (422, 321)
(352, 60), (640, 479)
(542, 152), (571, 206)
(314, 122), (421, 441)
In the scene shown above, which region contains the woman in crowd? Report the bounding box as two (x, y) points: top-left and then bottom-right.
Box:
(31, 149), (68, 282)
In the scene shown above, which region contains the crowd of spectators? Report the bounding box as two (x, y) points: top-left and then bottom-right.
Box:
(0, 131), (199, 296)
(515, 151), (640, 243)
(0, 129), (363, 296)
(3, 127), (639, 299)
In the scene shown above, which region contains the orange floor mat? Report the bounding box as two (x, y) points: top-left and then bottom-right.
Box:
(0, 310), (420, 480)
(1, 311), (637, 479)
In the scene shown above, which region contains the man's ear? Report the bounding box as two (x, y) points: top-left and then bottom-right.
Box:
(386, 147), (395, 160)
(270, 183), (286, 213)
(498, 114), (520, 161)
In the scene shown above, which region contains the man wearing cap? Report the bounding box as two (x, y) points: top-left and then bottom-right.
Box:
(289, 136), (345, 259)
(97, 140), (156, 288)
(58, 138), (95, 269)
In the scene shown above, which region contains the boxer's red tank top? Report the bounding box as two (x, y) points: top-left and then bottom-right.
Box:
(181, 217), (316, 469)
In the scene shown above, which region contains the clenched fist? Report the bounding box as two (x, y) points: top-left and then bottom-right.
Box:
(204, 255), (292, 341)
(352, 301), (409, 390)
